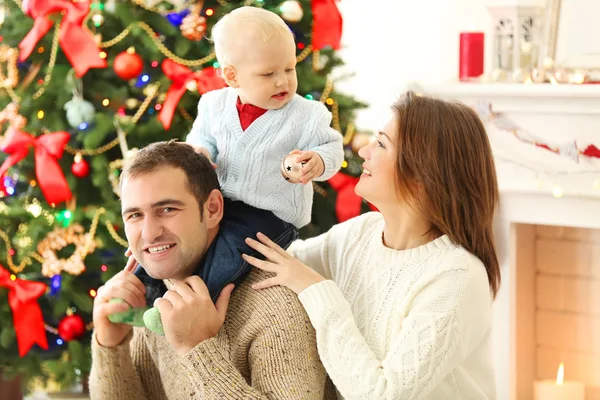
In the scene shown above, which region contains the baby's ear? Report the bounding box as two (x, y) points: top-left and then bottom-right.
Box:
(221, 66), (238, 88)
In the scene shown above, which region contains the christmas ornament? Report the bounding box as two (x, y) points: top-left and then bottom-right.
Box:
(64, 96), (95, 129)
(351, 132), (373, 153)
(311, 0), (343, 50)
(37, 224), (97, 277)
(0, 127), (72, 204)
(0, 102), (27, 133)
(166, 9), (190, 26)
(280, 153), (306, 184)
(18, 0), (107, 77)
(180, 4), (207, 41)
(0, 44), (19, 89)
(71, 154), (90, 178)
(159, 59), (226, 129)
(0, 265), (49, 356)
(113, 49), (144, 80)
(279, 0), (303, 23)
(91, 12), (104, 26)
(104, 0), (116, 12)
(58, 314), (86, 341)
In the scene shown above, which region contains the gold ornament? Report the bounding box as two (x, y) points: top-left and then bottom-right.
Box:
(37, 224), (97, 277)
(180, 3), (207, 41)
(0, 102), (27, 139)
(0, 44), (19, 89)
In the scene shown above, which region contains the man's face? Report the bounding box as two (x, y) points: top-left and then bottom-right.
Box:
(121, 166), (208, 281)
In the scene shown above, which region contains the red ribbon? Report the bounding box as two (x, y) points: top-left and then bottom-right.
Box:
(19, 0), (107, 77)
(582, 144), (600, 158)
(158, 60), (227, 130)
(0, 265), (48, 357)
(328, 172), (377, 222)
(311, 0), (343, 50)
(0, 127), (72, 205)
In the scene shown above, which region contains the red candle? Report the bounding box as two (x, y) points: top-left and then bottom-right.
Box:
(459, 32), (484, 81)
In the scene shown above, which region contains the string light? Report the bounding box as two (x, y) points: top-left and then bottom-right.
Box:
(78, 122), (88, 130)
(56, 339), (64, 345)
(37, 46), (44, 53)
(89, 289), (97, 297)
(206, 8), (214, 16)
(101, 264), (108, 272)
(213, 61), (220, 68)
(102, 99), (110, 106)
(304, 94), (314, 100)
(552, 184), (564, 198)
(151, 61), (159, 67)
(155, 104), (162, 111)
(99, 51), (107, 59)
(325, 98), (334, 105)
(10, 274), (16, 281)
(37, 110), (44, 119)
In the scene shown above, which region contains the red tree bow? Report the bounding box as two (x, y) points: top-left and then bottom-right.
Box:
(311, 0), (343, 50)
(328, 172), (377, 222)
(158, 59), (227, 130)
(0, 265), (48, 357)
(19, 0), (107, 77)
(0, 127), (72, 205)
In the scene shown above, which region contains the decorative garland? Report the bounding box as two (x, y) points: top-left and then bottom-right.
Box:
(477, 102), (600, 163)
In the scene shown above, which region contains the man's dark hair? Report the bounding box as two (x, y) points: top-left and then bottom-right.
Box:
(120, 140), (220, 215)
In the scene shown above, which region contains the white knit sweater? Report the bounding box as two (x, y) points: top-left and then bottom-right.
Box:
(186, 87), (344, 228)
(290, 212), (496, 400)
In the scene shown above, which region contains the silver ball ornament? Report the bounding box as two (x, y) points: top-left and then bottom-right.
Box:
(281, 153), (306, 184)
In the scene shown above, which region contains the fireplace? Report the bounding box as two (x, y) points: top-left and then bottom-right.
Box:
(415, 82), (600, 399)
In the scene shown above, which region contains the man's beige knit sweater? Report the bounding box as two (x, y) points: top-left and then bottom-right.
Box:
(89, 268), (334, 399)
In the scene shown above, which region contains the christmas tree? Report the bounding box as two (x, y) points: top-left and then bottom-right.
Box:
(0, 0), (367, 392)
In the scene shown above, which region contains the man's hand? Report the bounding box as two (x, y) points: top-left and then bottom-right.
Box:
(289, 150), (325, 184)
(154, 277), (234, 356)
(191, 145), (217, 169)
(93, 263), (147, 348)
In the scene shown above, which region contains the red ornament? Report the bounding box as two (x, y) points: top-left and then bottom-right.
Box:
(71, 157), (90, 178)
(58, 314), (86, 341)
(113, 50), (144, 80)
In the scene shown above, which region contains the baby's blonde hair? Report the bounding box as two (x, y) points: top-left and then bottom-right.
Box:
(211, 6), (293, 67)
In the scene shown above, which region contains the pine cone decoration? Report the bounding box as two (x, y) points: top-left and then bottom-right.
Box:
(180, 12), (207, 41)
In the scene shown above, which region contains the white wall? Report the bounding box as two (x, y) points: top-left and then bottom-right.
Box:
(335, 0), (545, 131)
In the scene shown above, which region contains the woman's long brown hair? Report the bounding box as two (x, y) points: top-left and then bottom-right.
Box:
(392, 91), (501, 298)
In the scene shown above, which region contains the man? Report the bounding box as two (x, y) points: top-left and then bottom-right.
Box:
(89, 140), (331, 399)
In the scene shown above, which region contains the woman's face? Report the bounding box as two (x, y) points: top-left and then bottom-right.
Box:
(355, 115), (400, 207)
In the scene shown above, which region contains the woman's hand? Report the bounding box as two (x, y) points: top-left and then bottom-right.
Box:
(243, 232), (325, 294)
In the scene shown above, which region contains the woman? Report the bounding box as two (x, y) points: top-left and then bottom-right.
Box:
(243, 91), (500, 399)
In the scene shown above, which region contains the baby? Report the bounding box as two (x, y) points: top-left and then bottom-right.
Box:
(112, 7), (343, 334)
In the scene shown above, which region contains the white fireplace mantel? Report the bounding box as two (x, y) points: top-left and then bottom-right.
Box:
(415, 83), (600, 114)
(411, 82), (600, 400)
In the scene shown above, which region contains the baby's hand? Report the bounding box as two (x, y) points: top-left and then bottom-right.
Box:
(290, 150), (324, 184)
(191, 145), (217, 169)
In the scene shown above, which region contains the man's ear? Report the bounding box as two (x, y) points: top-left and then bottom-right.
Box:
(221, 66), (239, 88)
(204, 189), (224, 229)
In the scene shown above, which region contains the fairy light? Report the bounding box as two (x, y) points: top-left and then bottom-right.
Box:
(89, 289), (97, 297)
(101, 264), (108, 272)
(99, 51), (107, 59)
(325, 98), (334, 105)
(102, 99), (110, 106)
(552, 184), (564, 198)
(206, 8), (214, 16)
(37, 46), (44, 53)
(37, 110), (44, 119)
